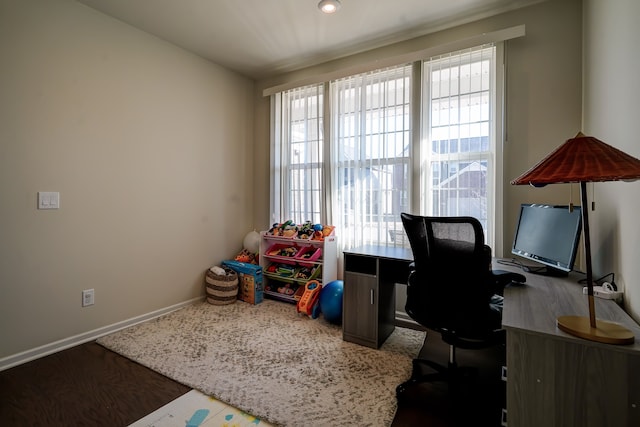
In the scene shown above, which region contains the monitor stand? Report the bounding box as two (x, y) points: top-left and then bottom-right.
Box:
(522, 265), (569, 277)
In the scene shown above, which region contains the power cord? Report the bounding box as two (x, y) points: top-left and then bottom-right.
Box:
(578, 272), (617, 290)
(498, 259), (622, 301)
(496, 258), (557, 274)
(496, 258), (587, 282)
(496, 258), (530, 270)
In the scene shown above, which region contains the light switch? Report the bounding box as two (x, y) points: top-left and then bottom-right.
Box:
(38, 192), (60, 209)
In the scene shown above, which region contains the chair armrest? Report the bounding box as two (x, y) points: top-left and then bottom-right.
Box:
(407, 263), (416, 287)
(489, 269), (526, 294)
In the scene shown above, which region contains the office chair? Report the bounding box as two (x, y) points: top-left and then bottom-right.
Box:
(397, 213), (519, 398)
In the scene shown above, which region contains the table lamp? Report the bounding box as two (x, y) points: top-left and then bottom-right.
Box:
(511, 132), (640, 345)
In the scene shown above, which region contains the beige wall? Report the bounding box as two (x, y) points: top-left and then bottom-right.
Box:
(583, 0), (640, 322)
(2, 0), (594, 366)
(253, 0), (583, 256)
(0, 0), (254, 361)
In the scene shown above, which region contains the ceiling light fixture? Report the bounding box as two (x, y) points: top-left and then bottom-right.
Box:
(318, 0), (341, 14)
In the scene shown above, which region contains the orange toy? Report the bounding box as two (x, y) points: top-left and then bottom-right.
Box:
(296, 280), (322, 318)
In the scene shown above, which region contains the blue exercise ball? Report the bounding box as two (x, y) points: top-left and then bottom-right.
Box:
(320, 280), (343, 324)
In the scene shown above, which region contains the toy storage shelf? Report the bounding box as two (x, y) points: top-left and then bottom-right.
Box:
(260, 232), (337, 304)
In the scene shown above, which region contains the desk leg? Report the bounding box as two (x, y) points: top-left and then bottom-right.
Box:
(377, 278), (396, 346)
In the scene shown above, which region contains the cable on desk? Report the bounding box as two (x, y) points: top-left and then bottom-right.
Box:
(577, 272), (616, 290)
(496, 258), (539, 272)
(496, 258), (588, 282)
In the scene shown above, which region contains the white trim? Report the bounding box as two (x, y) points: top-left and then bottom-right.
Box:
(262, 25), (525, 97)
(0, 296), (203, 372)
(269, 94), (280, 225)
(410, 61), (423, 212)
(494, 42), (506, 257)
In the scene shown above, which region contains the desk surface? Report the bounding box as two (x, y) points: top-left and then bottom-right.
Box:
(344, 245), (413, 262)
(344, 245), (640, 349)
(501, 261), (640, 426)
(499, 261), (640, 352)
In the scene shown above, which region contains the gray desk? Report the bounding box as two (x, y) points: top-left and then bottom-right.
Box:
(342, 247), (640, 426)
(500, 265), (640, 427)
(342, 245), (413, 348)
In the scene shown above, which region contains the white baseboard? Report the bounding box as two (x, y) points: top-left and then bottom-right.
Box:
(0, 296), (204, 372)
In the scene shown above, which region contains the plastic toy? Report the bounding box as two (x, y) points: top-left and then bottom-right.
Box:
(277, 284), (295, 296)
(234, 248), (256, 264)
(298, 221), (315, 239)
(319, 280), (343, 324)
(268, 245), (297, 257)
(268, 220), (298, 237)
(294, 266), (314, 280)
(276, 264), (295, 277)
(265, 263), (295, 277)
(297, 280), (322, 319)
(310, 224), (334, 241)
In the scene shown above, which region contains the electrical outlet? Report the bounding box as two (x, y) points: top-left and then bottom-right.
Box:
(82, 289), (95, 307)
(38, 191), (60, 209)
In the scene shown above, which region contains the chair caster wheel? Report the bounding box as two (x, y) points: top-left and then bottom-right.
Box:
(396, 383), (408, 401)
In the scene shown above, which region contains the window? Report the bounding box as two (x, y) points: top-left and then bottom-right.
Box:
(422, 45), (498, 242)
(331, 66), (412, 249)
(271, 43), (501, 251)
(271, 84), (324, 226)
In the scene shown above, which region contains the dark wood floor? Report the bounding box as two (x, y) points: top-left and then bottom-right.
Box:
(0, 334), (504, 426)
(391, 333), (506, 427)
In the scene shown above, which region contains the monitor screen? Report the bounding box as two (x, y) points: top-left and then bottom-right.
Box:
(511, 204), (582, 276)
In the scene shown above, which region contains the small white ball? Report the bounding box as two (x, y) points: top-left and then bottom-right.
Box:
(243, 230), (260, 253)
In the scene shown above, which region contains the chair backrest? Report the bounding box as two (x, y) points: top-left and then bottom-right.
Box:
(401, 213), (494, 337)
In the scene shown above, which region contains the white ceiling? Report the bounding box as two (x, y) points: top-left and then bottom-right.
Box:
(77, 0), (542, 79)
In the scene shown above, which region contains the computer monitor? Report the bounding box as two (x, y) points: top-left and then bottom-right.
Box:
(511, 204), (582, 276)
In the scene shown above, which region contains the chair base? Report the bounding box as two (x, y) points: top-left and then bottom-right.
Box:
(396, 357), (477, 400)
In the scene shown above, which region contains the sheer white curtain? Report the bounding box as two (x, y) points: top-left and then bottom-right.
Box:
(270, 45), (502, 254)
(328, 65), (412, 251)
(270, 84), (324, 226)
(422, 44), (498, 245)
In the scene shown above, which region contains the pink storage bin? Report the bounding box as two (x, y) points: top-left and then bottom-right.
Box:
(294, 246), (322, 267)
(265, 243), (299, 265)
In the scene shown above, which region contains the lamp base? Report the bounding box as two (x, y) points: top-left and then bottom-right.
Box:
(557, 315), (635, 345)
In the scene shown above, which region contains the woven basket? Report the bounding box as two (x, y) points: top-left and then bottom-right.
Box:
(205, 267), (238, 305)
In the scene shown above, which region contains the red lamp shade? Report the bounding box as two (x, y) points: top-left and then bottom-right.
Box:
(510, 132), (640, 345)
(511, 132), (640, 185)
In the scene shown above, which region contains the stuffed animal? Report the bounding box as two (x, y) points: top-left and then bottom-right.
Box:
(298, 221), (314, 239)
(209, 266), (226, 276)
(234, 248), (257, 264)
(268, 220), (298, 237)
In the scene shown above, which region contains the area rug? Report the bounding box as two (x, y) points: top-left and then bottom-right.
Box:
(97, 300), (426, 427)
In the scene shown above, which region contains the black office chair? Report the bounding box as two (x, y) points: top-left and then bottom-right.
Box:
(397, 213), (519, 398)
